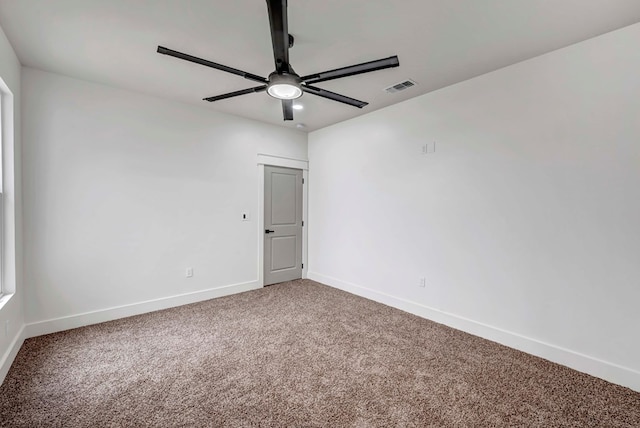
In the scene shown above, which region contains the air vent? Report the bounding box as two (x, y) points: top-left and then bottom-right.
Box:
(384, 79), (417, 94)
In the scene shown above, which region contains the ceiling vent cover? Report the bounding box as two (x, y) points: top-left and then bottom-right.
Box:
(384, 79), (417, 94)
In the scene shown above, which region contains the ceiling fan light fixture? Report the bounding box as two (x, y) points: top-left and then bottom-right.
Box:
(267, 73), (303, 100)
(268, 84), (302, 99)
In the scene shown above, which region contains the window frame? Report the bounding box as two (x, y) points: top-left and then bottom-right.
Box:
(0, 85), (4, 297)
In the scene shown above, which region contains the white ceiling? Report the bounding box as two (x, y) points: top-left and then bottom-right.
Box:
(1, 1), (639, 132)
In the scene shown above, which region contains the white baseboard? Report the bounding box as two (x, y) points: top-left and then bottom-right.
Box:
(0, 324), (26, 386)
(25, 280), (260, 339)
(307, 271), (640, 393)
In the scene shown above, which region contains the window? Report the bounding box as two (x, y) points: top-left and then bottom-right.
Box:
(0, 73), (15, 302)
(0, 77), (7, 298)
(0, 87), (3, 296)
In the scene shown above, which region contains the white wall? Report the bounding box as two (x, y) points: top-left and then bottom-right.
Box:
(22, 68), (306, 331)
(0, 23), (24, 382)
(308, 24), (640, 391)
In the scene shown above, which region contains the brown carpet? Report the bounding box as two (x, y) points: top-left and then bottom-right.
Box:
(1, 280), (638, 427)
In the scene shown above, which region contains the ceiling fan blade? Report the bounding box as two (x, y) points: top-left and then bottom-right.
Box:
(203, 85), (267, 102)
(302, 85), (368, 108)
(157, 46), (267, 84)
(266, 0), (290, 73)
(301, 56), (400, 85)
(282, 99), (294, 121)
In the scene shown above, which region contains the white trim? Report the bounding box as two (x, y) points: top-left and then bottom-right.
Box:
(301, 169), (308, 279)
(0, 324), (25, 386)
(25, 280), (259, 339)
(307, 271), (640, 393)
(0, 290), (12, 312)
(257, 153), (308, 170)
(257, 154), (308, 287)
(258, 164), (266, 287)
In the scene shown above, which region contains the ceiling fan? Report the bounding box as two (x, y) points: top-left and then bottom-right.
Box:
(157, 0), (400, 121)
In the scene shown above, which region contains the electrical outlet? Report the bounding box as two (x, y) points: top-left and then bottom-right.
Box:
(419, 277), (426, 288)
(186, 267), (193, 278)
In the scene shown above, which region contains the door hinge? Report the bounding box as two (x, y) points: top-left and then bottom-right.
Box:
(302, 221), (304, 226)
(302, 178), (304, 184)
(302, 263), (304, 269)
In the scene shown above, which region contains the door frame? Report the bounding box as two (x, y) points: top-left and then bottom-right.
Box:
(257, 154), (308, 288)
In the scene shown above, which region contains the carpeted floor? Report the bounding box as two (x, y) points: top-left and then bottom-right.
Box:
(1, 280), (639, 427)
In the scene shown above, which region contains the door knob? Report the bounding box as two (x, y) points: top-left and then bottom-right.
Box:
(265, 229), (275, 234)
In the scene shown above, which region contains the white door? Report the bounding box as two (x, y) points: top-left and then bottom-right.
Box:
(264, 166), (303, 285)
